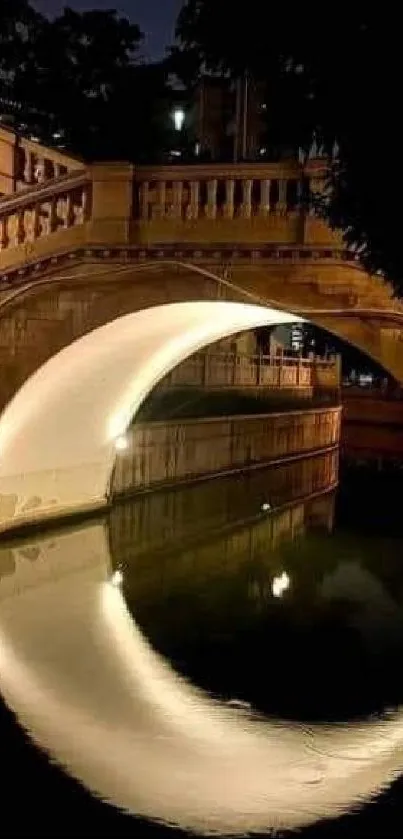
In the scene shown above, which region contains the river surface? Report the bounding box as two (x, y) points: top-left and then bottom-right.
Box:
(1, 466), (403, 837)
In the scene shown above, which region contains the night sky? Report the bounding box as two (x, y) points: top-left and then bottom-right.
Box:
(32, 0), (183, 60)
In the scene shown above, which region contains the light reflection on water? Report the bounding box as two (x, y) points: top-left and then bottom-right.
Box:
(1, 469), (403, 836)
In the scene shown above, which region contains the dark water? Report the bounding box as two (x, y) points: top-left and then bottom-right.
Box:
(1, 465), (403, 836)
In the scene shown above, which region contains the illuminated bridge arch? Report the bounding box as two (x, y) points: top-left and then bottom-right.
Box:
(0, 258), (402, 535)
(0, 298), (305, 533)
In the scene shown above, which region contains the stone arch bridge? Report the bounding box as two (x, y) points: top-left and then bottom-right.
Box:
(0, 148), (401, 411)
(0, 141), (402, 531)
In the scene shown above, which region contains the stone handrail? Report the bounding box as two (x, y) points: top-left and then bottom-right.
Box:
(0, 126), (85, 196)
(0, 158), (338, 269)
(0, 170), (91, 268)
(159, 351), (340, 390)
(134, 161), (320, 222)
(18, 135), (84, 189)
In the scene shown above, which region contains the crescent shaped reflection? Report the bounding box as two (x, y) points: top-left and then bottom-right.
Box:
(0, 523), (402, 835)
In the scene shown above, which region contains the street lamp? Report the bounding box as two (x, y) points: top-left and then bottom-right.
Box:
(172, 108), (185, 131)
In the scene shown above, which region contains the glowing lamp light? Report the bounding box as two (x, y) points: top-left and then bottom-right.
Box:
(111, 569), (123, 587)
(261, 502), (271, 512)
(172, 108), (185, 131)
(271, 572), (290, 598)
(114, 434), (129, 452)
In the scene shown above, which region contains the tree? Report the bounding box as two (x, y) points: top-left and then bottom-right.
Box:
(0, 1), (42, 110)
(24, 7), (145, 158)
(173, 3), (403, 296)
(1, 3), (174, 162)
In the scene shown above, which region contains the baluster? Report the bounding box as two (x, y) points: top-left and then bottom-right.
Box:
(0, 216), (8, 250)
(82, 186), (90, 222)
(34, 158), (46, 184)
(24, 206), (40, 242)
(206, 179), (217, 219)
(8, 211), (25, 247)
(187, 181), (200, 220)
(155, 180), (166, 218)
(241, 179), (253, 218)
(58, 193), (74, 228)
(277, 179), (287, 214)
(24, 152), (34, 185)
(172, 181), (184, 219)
(224, 179), (235, 219)
(47, 197), (59, 233)
(140, 181), (149, 220)
(260, 179), (271, 216)
(74, 187), (90, 225)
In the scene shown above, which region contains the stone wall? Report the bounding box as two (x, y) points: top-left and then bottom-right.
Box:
(112, 406), (341, 496)
(342, 390), (403, 463)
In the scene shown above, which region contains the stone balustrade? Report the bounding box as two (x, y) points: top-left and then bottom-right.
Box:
(135, 164), (305, 221)
(134, 160), (327, 221)
(17, 136), (84, 190)
(0, 158), (340, 269)
(159, 351), (340, 391)
(0, 171), (91, 270)
(133, 159), (336, 246)
(0, 127), (84, 195)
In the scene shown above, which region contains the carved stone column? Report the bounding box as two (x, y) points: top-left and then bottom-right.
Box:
(206, 179), (217, 219)
(241, 179), (253, 218)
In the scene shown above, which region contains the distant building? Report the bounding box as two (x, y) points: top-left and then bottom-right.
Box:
(187, 75), (268, 162)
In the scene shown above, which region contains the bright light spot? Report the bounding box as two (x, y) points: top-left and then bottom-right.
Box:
(261, 502), (271, 512)
(111, 569), (123, 587)
(271, 572), (290, 598)
(173, 108), (185, 131)
(115, 435), (129, 451)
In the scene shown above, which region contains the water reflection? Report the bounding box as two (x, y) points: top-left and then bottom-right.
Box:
(116, 484), (403, 723)
(1, 470), (403, 835)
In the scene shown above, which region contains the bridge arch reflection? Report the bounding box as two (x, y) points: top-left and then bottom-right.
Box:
(0, 520), (403, 834)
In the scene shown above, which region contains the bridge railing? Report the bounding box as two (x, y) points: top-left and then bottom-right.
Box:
(158, 351), (341, 391)
(0, 170), (91, 270)
(0, 127), (85, 196)
(135, 162), (309, 220)
(16, 136), (85, 189)
(0, 159), (339, 272)
(133, 160), (335, 246)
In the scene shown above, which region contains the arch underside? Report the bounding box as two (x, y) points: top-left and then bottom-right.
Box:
(0, 294), (306, 533)
(0, 260), (400, 533)
(0, 260), (400, 410)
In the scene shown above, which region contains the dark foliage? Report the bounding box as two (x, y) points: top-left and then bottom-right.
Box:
(0, 2), (175, 162)
(173, 2), (403, 295)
